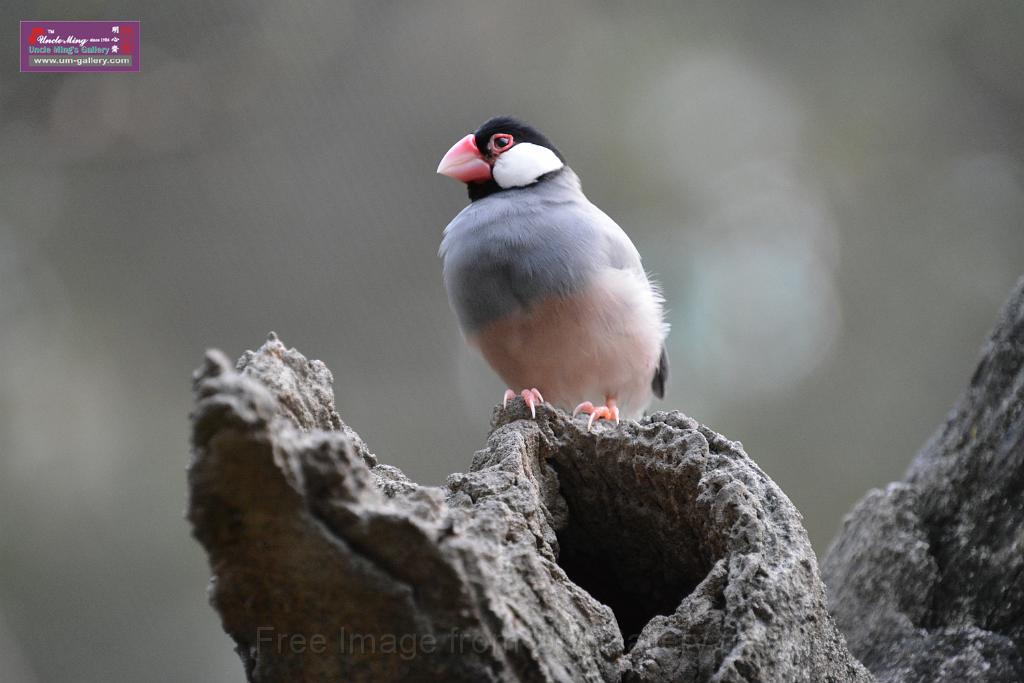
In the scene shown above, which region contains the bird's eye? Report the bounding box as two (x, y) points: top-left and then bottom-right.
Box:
(491, 134), (513, 152)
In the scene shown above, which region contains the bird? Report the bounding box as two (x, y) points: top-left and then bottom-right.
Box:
(436, 116), (669, 429)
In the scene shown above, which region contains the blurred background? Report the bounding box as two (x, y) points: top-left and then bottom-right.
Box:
(1, 1), (1023, 681)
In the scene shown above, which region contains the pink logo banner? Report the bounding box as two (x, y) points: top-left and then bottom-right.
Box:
(21, 20), (140, 72)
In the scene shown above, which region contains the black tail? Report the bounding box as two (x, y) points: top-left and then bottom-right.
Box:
(651, 346), (669, 399)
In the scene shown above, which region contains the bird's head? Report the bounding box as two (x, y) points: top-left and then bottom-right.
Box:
(437, 116), (565, 200)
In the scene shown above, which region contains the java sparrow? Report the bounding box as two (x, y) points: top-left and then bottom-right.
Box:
(437, 116), (669, 428)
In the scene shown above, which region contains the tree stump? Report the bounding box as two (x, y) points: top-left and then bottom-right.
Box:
(188, 276), (1024, 682)
(822, 277), (1024, 682)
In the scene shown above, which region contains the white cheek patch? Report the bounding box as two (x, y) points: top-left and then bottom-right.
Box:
(492, 142), (564, 189)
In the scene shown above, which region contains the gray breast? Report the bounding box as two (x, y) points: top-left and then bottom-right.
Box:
(439, 169), (629, 333)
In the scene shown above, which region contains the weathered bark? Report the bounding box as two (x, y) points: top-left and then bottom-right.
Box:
(188, 334), (869, 682)
(822, 277), (1024, 682)
(186, 277), (1024, 682)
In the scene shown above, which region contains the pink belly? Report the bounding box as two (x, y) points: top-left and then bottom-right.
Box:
(468, 269), (664, 417)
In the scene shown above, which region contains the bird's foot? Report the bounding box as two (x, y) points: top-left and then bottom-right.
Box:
(502, 387), (545, 418)
(573, 398), (620, 431)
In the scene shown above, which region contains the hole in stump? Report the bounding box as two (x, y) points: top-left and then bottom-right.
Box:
(551, 447), (714, 647)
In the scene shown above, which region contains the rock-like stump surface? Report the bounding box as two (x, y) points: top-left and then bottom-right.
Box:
(188, 334), (869, 682)
(188, 278), (1024, 682)
(823, 278), (1024, 682)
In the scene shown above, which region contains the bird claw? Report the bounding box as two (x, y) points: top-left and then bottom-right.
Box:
(503, 387), (545, 418)
(572, 401), (594, 417)
(573, 399), (619, 431)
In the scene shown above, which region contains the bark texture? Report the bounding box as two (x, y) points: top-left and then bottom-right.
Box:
(187, 277), (1023, 682)
(188, 334), (869, 682)
(822, 277), (1024, 682)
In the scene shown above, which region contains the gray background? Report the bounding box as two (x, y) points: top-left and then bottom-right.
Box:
(2, 2), (1023, 681)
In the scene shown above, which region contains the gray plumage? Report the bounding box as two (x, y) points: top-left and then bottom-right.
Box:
(440, 168), (644, 333)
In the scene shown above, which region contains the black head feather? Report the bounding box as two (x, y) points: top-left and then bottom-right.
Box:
(473, 116), (564, 163)
(466, 116), (564, 201)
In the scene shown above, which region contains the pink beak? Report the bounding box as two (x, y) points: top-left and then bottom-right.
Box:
(436, 134), (492, 183)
